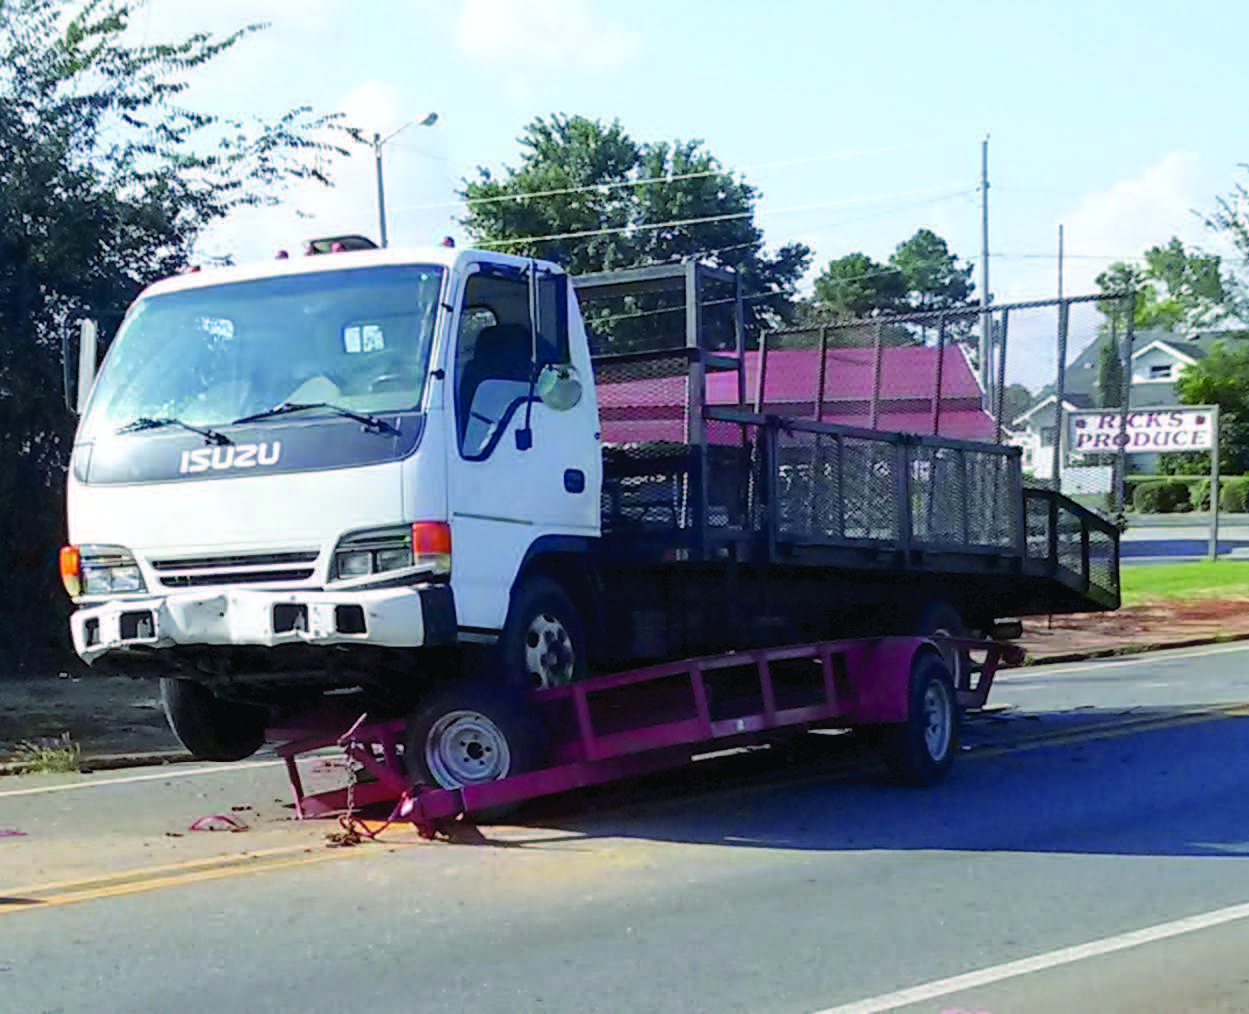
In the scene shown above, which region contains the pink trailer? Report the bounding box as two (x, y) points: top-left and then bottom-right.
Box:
(275, 635), (1021, 839)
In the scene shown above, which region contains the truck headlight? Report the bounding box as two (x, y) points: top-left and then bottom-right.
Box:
(61, 545), (148, 598)
(331, 522), (451, 582)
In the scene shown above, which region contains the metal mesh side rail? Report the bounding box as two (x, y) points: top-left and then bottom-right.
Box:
(1024, 488), (1121, 604)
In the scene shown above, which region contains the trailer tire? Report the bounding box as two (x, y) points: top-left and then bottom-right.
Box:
(879, 651), (958, 786)
(500, 575), (586, 690)
(406, 678), (547, 793)
(911, 600), (969, 694)
(160, 678), (267, 762)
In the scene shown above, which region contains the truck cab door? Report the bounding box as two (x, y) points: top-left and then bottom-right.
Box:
(446, 262), (599, 635)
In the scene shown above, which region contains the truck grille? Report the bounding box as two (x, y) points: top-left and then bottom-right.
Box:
(149, 550), (320, 589)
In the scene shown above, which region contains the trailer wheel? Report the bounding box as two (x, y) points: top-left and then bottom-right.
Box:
(160, 678), (267, 762)
(500, 575), (586, 690)
(406, 679), (546, 791)
(879, 652), (958, 786)
(911, 600), (969, 693)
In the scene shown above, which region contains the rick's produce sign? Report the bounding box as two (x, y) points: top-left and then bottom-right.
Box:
(1065, 407), (1216, 453)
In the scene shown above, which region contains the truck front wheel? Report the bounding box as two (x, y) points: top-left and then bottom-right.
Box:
(160, 678), (267, 762)
(406, 678), (546, 791)
(879, 652), (958, 786)
(500, 575), (586, 690)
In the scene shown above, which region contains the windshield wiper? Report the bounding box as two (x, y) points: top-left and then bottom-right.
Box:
(232, 402), (397, 435)
(116, 417), (231, 445)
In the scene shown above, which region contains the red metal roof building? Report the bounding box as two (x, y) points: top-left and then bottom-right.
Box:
(598, 344), (995, 444)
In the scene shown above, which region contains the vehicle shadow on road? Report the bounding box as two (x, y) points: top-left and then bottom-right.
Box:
(506, 708), (1249, 859)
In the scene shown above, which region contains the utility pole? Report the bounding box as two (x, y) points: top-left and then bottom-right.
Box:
(372, 112), (439, 248)
(1057, 223), (1064, 299)
(979, 136), (991, 397)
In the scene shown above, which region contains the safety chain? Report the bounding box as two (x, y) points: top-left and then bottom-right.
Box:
(324, 716), (371, 848)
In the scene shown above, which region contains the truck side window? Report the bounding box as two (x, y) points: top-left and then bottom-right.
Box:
(536, 271), (570, 366)
(456, 271), (533, 457)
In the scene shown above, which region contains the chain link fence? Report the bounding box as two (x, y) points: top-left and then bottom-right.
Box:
(764, 293), (1134, 514)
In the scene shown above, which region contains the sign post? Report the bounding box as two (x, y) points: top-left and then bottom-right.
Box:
(1210, 405), (1221, 561)
(1065, 405), (1220, 560)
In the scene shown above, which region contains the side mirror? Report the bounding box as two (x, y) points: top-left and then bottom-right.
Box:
(63, 319), (99, 415)
(536, 363), (582, 412)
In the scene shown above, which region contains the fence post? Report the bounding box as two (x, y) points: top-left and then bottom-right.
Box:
(994, 308), (1011, 445)
(1050, 299), (1071, 493)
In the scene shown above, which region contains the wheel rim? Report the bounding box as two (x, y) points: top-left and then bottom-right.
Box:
(424, 710), (512, 787)
(921, 680), (953, 761)
(524, 611), (576, 688)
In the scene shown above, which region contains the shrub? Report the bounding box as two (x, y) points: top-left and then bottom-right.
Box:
(1221, 478), (1248, 513)
(1133, 480), (1194, 514)
(1133, 481), (1164, 513)
(1192, 479), (1212, 511)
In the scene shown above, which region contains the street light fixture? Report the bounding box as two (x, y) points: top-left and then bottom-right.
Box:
(373, 111), (438, 248)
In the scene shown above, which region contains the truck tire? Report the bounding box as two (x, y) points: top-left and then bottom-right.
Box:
(160, 677), (267, 762)
(500, 575), (586, 690)
(879, 651), (958, 786)
(406, 678), (547, 792)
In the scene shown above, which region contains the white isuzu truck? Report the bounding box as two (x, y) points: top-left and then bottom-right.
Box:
(61, 239), (1119, 789)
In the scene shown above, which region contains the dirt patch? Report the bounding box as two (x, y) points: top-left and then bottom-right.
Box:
(0, 673), (181, 766)
(1018, 597), (1249, 660)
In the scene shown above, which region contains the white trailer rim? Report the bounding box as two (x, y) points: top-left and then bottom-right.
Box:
(424, 709), (512, 786)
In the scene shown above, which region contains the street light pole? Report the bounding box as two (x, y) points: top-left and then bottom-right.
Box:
(373, 111), (438, 248)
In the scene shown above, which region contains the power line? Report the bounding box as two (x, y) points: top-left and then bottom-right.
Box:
(388, 138), (959, 214)
(476, 186), (975, 250)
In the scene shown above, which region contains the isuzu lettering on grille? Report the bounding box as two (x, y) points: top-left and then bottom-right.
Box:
(179, 443), (282, 474)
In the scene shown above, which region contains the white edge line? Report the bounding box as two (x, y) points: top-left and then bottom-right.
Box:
(810, 899), (1249, 1014)
(0, 757), (291, 799)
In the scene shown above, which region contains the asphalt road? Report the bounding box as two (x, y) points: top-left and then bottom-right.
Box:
(5, 643), (1249, 1013)
(1121, 512), (1249, 561)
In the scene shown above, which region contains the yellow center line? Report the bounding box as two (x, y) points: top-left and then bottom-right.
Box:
(0, 838), (412, 915)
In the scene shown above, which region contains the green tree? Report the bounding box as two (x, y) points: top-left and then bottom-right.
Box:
(1000, 383), (1033, 426)
(1096, 237), (1227, 333)
(1174, 338), (1249, 474)
(812, 253), (906, 317)
(0, 0), (352, 671)
(459, 114), (811, 343)
(1097, 337), (1125, 408)
(888, 228), (975, 312)
(811, 228), (974, 326)
(1205, 166), (1249, 318)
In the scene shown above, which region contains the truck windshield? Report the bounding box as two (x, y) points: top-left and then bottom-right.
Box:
(79, 264), (444, 443)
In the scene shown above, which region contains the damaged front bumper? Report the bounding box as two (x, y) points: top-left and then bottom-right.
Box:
(70, 582), (457, 668)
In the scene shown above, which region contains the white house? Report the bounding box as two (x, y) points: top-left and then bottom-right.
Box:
(1010, 328), (1247, 480)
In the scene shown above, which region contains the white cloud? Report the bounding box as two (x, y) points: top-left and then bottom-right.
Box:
(454, 0), (642, 71)
(1059, 152), (1210, 294)
(195, 80), (457, 264)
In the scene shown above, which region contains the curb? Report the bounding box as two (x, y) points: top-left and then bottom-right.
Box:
(1022, 630), (1249, 667)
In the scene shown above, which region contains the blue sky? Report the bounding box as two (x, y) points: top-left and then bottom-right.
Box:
(141, 0), (1248, 306)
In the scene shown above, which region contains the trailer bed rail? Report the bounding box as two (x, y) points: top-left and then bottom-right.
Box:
(276, 635), (1021, 837)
